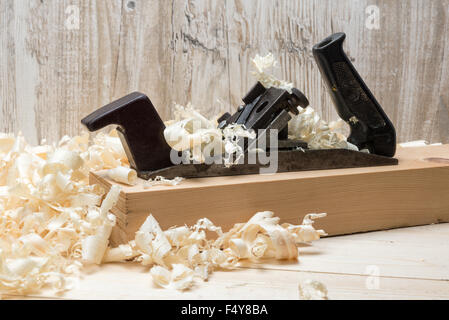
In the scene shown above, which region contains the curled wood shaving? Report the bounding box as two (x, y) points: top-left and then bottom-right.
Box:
(164, 103), (255, 166)
(222, 124), (256, 167)
(289, 106), (358, 151)
(298, 279), (328, 300)
(106, 166), (137, 185)
(164, 104), (223, 163)
(150, 264), (195, 290)
(251, 53), (294, 92)
(103, 244), (138, 263)
(142, 176), (184, 189)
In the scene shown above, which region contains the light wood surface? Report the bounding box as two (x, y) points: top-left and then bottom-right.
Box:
(89, 144), (449, 245)
(4, 223), (449, 300)
(1, 0), (448, 145)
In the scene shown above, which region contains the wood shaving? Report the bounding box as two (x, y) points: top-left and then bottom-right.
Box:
(106, 166), (137, 185)
(164, 103), (255, 166)
(222, 124), (256, 167)
(142, 176), (184, 189)
(164, 103), (223, 163)
(150, 264), (195, 290)
(251, 53), (294, 92)
(298, 279), (328, 300)
(289, 106), (358, 151)
(103, 244), (138, 263)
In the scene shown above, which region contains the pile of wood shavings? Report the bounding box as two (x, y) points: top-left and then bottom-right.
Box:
(0, 130), (327, 296)
(106, 211), (327, 290)
(164, 103), (256, 166)
(0, 131), (124, 296)
(288, 107), (359, 151)
(0, 53), (341, 297)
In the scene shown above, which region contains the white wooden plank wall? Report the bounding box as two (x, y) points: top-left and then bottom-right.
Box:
(1, 0), (448, 145)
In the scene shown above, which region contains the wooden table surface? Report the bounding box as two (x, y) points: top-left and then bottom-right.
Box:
(4, 223), (449, 300)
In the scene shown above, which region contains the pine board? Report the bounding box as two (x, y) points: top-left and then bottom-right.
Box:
(89, 144), (449, 245)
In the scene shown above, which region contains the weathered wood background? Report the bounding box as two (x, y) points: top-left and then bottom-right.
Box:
(1, 0), (448, 145)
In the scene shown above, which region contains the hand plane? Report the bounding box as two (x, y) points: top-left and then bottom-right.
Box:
(81, 32), (398, 180)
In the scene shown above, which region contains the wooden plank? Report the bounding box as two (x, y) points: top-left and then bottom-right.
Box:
(1, 0), (449, 144)
(0, 1), (19, 140)
(240, 223), (449, 281)
(3, 261), (449, 300)
(22, 0), (124, 142)
(89, 145), (449, 245)
(167, 0), (231, 120)
(4, 224), (449, 300)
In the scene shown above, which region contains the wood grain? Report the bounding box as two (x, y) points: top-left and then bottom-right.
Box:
(1, 0), (448, 144)
(89, 144), (449, 245)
